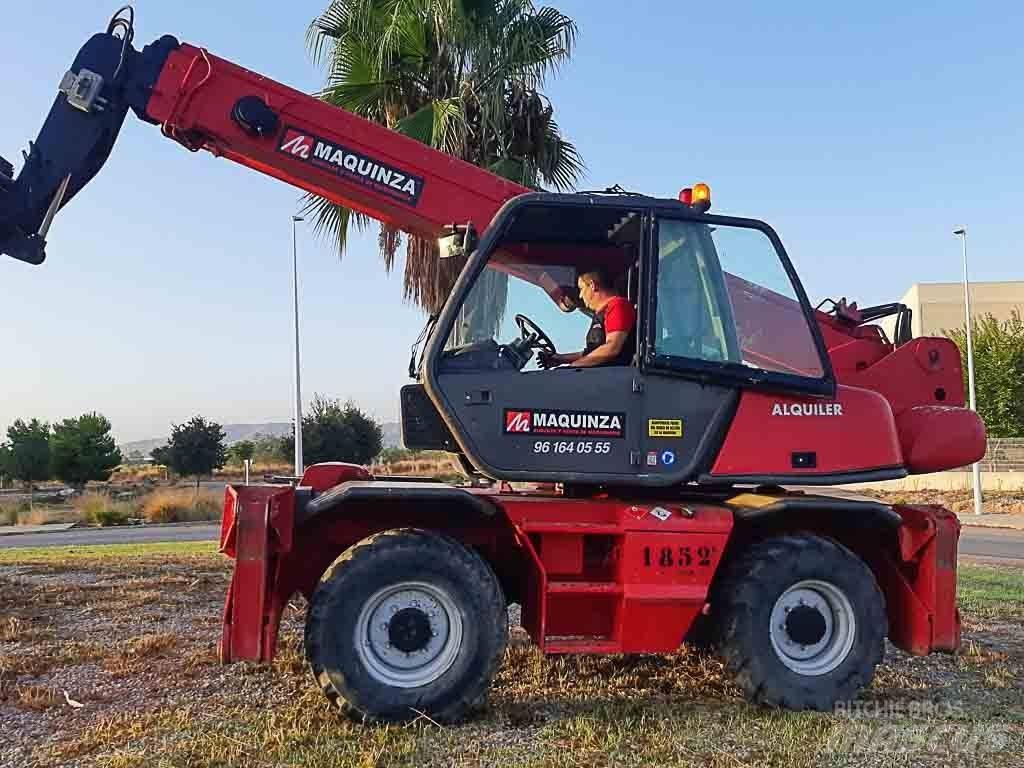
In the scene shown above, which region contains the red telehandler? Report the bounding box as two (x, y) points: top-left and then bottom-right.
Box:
(1, 8), (986, 722)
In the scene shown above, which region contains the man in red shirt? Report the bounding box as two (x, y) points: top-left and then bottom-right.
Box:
(538, 269), (637, 368)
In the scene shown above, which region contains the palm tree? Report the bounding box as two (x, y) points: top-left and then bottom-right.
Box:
(306, 0), (585, 312)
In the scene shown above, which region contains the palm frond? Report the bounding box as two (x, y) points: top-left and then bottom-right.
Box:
(535, 116), (585, 190)
(305, 0), (585, 309)
(487, 156), (529, 186)
(393, 98), (466, 155)
(300, 194), (371, 256)
(306, 1), (356, 67)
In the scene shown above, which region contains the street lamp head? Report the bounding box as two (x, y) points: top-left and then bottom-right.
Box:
(292, 215), (305, 223)
(952, 227), (966, 236)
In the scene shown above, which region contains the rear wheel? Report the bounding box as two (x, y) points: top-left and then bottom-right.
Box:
(304, 529), (507, 723)
(712, 534), (886, 710)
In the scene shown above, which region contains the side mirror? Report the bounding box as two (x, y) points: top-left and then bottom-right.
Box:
(438, 223), (477, 259)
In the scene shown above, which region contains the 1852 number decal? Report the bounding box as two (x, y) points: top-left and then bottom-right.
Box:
(643, 545), (715, 568)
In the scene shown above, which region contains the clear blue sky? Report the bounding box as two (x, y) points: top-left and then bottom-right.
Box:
(2, 1), (1021, 443)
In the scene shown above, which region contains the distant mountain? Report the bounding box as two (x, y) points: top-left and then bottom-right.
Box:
(222, 422), (293, 444)
(120, 420), (401, 457)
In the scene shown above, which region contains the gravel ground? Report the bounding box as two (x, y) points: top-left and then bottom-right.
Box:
(0, 556), (533, 767)
(1, 550), (1021, 768)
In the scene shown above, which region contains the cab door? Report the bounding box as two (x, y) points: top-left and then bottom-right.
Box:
(636, 211), (835, 485)
(423, 198), (649, 484)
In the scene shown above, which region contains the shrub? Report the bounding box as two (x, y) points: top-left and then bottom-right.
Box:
(0, 501), (20, 526)
(16, 506), (55, 526)
(138, 489), (222, 523)
(91, 504), (132, 527)
(138, 489), (188, 523)
(73, 492), (132, 527)
(190, 492), (222, 521)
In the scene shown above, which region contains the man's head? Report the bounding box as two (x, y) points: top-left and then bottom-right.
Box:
(577, 268), (619, 311)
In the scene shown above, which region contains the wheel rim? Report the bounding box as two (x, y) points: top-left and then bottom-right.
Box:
(769, 579), (856, 676)
(354, 581), (463, 688)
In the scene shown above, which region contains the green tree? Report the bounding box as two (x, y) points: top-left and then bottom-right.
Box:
(251, 433), (290, 462)
(946, 311), (1024, 438)
(155, 417), (228, 492)
(306, 0), (584, 312)
(50, 412), (122, 488)
(282, 394), (384, 467)
(228, 440), (256, 465)
(6, 419), (51, 504)
(0, 442), (11, 488)
(150, 444), (171, 467)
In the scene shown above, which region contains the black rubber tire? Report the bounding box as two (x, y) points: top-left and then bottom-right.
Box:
(304, 528), (507, 723)
(711, 533), (886, 711)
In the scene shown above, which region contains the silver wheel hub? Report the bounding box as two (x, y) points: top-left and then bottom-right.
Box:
(355, 581), (463, 688)
(769, 579), (856, 676)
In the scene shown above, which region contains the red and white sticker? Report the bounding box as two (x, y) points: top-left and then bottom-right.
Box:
(503, 408), (625, 438)
(505, 410), (532, 433)
(279, 130), (313, 159)
(276, 125), (424, 206)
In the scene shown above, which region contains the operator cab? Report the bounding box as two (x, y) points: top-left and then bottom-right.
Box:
(407, 191), (834, 486)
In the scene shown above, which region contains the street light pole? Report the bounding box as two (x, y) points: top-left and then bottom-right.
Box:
(953, 227), (983, 515)
(291, 215), (305, 477)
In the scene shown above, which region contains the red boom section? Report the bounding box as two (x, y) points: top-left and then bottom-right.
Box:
(145, 44), (528, 240)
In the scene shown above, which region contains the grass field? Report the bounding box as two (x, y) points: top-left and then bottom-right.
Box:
(1, 543), (1021, 767)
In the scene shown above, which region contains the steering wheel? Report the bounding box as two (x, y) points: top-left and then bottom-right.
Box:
(514, 314), (557, 354)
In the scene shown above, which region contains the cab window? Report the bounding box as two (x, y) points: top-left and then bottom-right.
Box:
(653, 218), (825, 380)
(442, 205), (642, 372)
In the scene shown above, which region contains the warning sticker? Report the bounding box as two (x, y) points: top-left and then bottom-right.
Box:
(648, 419), (683, 438)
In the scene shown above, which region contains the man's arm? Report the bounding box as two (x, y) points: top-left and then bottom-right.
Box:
(538, 350), (583, 368)
(570, 331), (629, 367)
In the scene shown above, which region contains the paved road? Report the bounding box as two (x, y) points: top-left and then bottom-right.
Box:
(957, 526), (1024, 562)
(0, 524), (221, 548)
(0, 521), (1021, 560)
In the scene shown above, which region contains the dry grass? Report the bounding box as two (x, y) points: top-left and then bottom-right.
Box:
(15, 505), (57, 526)
(865, 488), (1024, 516)
(127, 633), (179, 659)
(216, 460), (293, 480)
(0, 617), (26, 642)
(108, 464), (167, 483)
(1, 545), (1021, 768)
(373, 452), (465, 480)
(137, 489), (222, 523)
(14, 684), (62, 711)
(0, 500), (21, 526)
(103, 633), (181, 677)
(0, 500), (81, 526)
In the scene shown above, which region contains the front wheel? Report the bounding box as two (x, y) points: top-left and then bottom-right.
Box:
(304, 529), (507, 723)
(712, 534), (886, 711)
